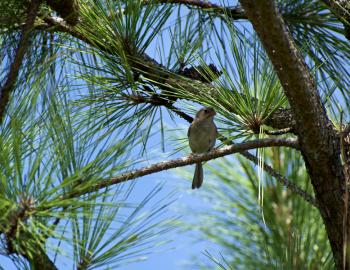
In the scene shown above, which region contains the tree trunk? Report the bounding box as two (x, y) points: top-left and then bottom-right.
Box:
(239, 0), (348, 268)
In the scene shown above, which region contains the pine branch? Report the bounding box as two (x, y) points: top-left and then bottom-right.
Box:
(119, 93), (313, 207)
(239, 0), (338, 167)
(263, 127), (293, 135)
(4, 194), (58, 270)
(0, 0), (41, 121)
(60, 138), (300, 199)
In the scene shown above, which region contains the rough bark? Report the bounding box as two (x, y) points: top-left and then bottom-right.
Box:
(239, 0), (347, 268)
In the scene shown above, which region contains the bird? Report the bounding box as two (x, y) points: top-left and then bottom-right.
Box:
(188, 107), (217, 189)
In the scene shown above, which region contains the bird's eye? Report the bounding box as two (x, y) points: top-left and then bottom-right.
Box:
(204, 109), (209, 113)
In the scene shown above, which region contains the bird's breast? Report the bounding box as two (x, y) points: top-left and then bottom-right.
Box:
(188, 122), (216, 153)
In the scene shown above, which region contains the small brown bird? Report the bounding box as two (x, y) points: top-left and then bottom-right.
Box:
(188, 107), (217, 189)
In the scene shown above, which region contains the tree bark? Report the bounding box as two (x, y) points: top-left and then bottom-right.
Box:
(239, 0), (347, 268)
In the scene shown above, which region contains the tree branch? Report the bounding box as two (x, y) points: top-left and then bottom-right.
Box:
(129, 92), (315, 206)
(240, 150), (318, 208)
(122, 91), (314, 207)
(35, 13), (316, 207)
(4, 194), (58, 270)
(63, 138), (299, 198)
(0, 0), (41, 121)
(263, 127), (293, 136)
(45, 0), (80, 26)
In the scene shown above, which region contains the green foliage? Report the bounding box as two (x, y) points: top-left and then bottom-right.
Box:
(0, 66), (177, 268)
(164, 34), (287, 139)
(71, 185), (177, 269)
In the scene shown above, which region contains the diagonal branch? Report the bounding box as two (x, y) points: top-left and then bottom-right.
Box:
(0, 0), (41, 121)
(67, 137), (299, 194)
(36, 13), (314, 207)
(241, 150), (318, 208)
(122, 93), (315, 206)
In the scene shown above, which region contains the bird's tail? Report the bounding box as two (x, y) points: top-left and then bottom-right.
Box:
(192, 162), (203, 189)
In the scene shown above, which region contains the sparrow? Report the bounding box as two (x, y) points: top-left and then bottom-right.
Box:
(188, 107), (217, 189)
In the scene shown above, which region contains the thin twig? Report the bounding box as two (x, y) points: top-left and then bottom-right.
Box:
(241, 150), (318, 208)
(0, 0), (41, 121)
(145, 0), (247, 20)
(264, 127), (293, 135)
